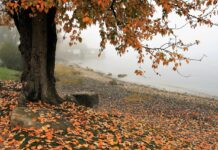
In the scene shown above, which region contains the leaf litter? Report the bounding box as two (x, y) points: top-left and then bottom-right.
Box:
(0, 80), (217, 149)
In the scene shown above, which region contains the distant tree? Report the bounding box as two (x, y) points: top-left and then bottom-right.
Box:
(0, 42), (22, 70)
(0, 0), (217, 104)
(0, 27), (21, 70)
(0, 27), (17, 44)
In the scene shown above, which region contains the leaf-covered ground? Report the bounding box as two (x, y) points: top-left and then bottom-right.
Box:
(0, 80), (217, 149)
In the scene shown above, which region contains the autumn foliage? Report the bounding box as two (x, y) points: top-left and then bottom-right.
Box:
(0, 1), (217, 149)
(0, 81), (217, 149)
(0, 0), (217, 73)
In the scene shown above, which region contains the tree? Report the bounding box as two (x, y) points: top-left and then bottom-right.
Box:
(0, 0), (217, 105)
(0, 27), (22, 70)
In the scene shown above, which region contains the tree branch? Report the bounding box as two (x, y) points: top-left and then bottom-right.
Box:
(110, 0), (122, 27)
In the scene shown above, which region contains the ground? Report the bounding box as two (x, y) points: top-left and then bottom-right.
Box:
(0, 64), (217, 149)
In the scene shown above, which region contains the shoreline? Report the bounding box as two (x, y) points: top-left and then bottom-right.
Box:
(69, 63), (218, 101)
(56, 63), (218, 115)
(64, 59), (218, 99)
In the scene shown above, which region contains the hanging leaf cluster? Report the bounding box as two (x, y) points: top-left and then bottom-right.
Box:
(0, 0), (217, 73)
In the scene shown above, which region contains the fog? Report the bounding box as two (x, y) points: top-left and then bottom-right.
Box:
(1, 15), (217, 98)
(57, 15), (218, 98)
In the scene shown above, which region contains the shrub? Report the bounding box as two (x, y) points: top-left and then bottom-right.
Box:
(0, 42), (22, 71)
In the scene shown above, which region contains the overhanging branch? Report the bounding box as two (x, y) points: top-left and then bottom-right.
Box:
(110, 0), (122, 27)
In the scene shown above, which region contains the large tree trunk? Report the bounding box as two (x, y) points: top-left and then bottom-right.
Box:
(12, 8), (62, 105)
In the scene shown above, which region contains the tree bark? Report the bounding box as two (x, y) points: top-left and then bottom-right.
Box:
(12, 8), (62, 105)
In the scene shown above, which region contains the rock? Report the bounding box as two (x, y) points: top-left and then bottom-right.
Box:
(118, 74), (127, 78)
(17, 94), (27, 107)
(107, 73), (112, 76)
(64, 95), (78, 104)
(109, 79), (118, 85)
(97, 72), (105, 76)
(11, 107), (40, 128)
(70, 92), (99, 108)
(86, 67), (94, 72)
(10, 107), (73, 130)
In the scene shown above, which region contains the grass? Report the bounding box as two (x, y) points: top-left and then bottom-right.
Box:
(0, 67), (20, 80)
(55, 64), (83, 85)
(0, 64), (82, 82)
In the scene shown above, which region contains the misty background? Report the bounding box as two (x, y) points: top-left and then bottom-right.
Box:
(0, 14), (217, 98)
(56, 14), (218, 98)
